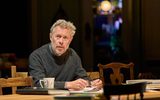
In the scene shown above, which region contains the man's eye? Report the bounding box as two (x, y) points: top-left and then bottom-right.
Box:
(64, 37), (67, 39)
(56, 35), (61, 38)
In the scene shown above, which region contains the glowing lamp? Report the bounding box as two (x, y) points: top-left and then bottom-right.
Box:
(101, 0), (112, 12)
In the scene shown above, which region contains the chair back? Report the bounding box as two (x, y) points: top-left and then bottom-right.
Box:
(11, 65), (28, 78)
(98, 62), (134, 85)
(0, 77), (32, 95)
(11, 65), (29, 94)
(87, 71), (100, 80)
(0, 65), (32, 95)
(103, 82), (147, 100)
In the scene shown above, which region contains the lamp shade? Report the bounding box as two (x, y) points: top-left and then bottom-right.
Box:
(101, 1), (112, 12)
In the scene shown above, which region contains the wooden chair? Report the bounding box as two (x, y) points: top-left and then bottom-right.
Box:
(11, 65), (29, 94)
(103, 82), (147, 100)
(0, 66), (32, 95)
(98, 62), (134, 85)
(87, 71), (100, 80)
(0, 76), (33, 95)
(11, 65), (28, 78)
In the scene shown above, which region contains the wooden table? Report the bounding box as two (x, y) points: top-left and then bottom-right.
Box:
(0, 94), (54, 100)
(0, 91), (160, 100)
(110, 90), (160, 100)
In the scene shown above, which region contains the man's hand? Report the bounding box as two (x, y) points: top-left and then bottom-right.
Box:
(65, 78), (88, 90)
(90, 79), (103, 90)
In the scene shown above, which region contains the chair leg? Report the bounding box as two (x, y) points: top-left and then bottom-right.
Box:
(0, 87), (2, 95)
(118, 95), (121, 100)
(127, 94), (129, 100)
(140, 92), (144, 100)
(134, 94), (136, 100)
(106, 95), (110, 100)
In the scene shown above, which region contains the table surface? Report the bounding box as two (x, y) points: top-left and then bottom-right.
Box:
(0, 90), (160, 100)
(112, 90), (160, 100)
(0, 94), (53, 100)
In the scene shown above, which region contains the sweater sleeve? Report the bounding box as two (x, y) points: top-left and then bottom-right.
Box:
(54, 81), (65, 89)
(28, 52), (46, 87)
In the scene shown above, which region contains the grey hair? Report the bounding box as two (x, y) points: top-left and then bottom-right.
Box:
(50, 19), (76, 36)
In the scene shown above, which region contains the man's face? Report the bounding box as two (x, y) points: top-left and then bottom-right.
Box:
(50, 26), (73, 56)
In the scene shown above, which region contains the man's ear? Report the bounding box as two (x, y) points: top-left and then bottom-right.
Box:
(49, 33), (52, 41)
(69, 36), (73, 44)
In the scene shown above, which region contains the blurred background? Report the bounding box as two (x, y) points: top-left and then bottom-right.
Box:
(0, 0), (160, 78)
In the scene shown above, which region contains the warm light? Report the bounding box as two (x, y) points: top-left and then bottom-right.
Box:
(101, 0), (112, 12)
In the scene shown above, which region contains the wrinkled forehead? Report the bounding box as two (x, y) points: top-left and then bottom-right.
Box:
(54, 26), (71, 33)
(50, 26), (72, 37)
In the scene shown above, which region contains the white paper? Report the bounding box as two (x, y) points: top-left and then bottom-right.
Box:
(69, 87), (103, 94)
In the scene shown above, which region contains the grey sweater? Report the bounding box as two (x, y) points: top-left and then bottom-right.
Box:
(29, 43), (90, 89)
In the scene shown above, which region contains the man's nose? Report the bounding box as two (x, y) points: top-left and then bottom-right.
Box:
(59, 38), (63, 44)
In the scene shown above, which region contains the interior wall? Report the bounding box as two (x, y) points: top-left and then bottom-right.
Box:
(141, 0), (160, 60)
(122, 0), (160, 77)
(121, 0), (134, 60)
(0, 0), (30, 57)
(80, 0), (94, 70)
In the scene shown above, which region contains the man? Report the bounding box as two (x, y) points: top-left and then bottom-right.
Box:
(29, 19), (102, 90)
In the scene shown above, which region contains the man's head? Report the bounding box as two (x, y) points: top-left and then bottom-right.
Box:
(50, 19), (76, 56)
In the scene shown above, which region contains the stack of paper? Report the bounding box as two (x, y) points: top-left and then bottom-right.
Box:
(69, 87), (103, 94)
(16, 87), (103, 95)
(126, 79), (160, 90)
(126, 79), (160, 84)
(16, 87), (70, 95)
